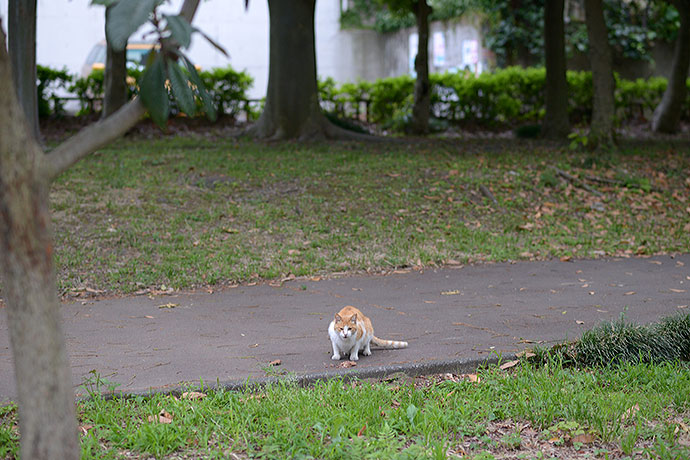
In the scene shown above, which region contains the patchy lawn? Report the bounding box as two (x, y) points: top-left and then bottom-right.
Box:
(49, 137), (690, 295)
(2, 360), (689, 459)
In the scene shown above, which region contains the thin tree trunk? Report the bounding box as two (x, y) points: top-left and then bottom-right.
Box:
(8, 0), (40, 139)
(584, 0), (616, 147)
(0, 26), (80, 460)
(103, 5), (129, 118)
(410, 0), (432, 135)
(652, 0), (690, 133)
(542, 0), (570, 139)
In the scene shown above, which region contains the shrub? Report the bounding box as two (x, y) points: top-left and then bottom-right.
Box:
(36, 65), (72, 117)
(199, 65), (254, 118)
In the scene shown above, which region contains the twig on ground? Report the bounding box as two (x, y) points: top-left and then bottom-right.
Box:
(479, 184), (499, 206)
(584, 174), (663, 193)
(555, 168), (603, 196)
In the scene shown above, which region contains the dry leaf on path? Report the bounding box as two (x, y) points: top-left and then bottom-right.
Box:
(338, 360), (357, 368)
(576, 320), (585, 325)
(670, 288), (686, 293)
(441, 290), (460, 295)
(516, 351), (536, 358)
(182, 391), (206, 400)
(624, 291), (636, 296)
(269, 359), (282, 366)
(158, 302), (178, 309)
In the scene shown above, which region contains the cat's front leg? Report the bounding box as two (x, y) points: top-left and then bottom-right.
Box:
(331, 340), (342, 360)
(363, 341), (372, 356)
(349, 344), (360, 361)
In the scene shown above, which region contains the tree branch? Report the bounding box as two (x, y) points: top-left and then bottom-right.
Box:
(40, 0), (201, 182)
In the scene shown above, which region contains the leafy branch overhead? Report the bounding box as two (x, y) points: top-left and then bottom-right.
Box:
(92, 0), (228, 126)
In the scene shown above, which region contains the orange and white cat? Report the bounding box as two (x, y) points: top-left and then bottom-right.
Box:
(328, 306), (408, 361)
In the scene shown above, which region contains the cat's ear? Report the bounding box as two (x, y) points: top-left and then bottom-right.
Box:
(350, 314), (357, 323)
(335, 313), (342, 322)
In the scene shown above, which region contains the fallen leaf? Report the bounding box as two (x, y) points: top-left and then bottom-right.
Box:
(287, 249), (299, 255)
(572, 433), (595, 444)
(589, 291), (595, 295)
(144, 315), (154, 319)
(516, 351), (536, 358)
(576, 320), (585, 325)
(466, 373), (480, 382)
(269, 359), (282, 366)
(649, 260), (662, 265)
(441, 290), (460, 295)
(446, 259), (463, 266)
(182, 391), (206, 400)
(423, 300), (436, 304)
(678, 305), (688, 309)
(357, 424), (367, 437)
(560, 255), (572, 262)
(158, 303), (178, 309)
(670, 288), (686, 293)
(391, 399), (401, 408)
(79, 424), (93, 435)
(520, 251), (534, 258)
(624, 291), (636, 296)
(149, 410), (173, 424)
(621, 404), (639, 422)
(224, 228), (239, 233)
(249, 343), (259, 348)
(339, 360), (357, 368)
(499, 360), (519, 370)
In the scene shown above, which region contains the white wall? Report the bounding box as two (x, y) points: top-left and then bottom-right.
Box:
(0, 1), (486, 100)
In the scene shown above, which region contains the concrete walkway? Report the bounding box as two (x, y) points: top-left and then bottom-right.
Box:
(1, 255), (689, 401)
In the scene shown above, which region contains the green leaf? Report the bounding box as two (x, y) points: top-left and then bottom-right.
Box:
(182, 55), (216, 121)
(167, 61), (195, 116)
(406, 404), (417, 425)
(164, 14), (193, 48)
(106, 0), (157, 51)
(139, 53), (169, 128)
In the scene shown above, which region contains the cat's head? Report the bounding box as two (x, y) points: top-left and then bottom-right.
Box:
(334, 313), (357, 339)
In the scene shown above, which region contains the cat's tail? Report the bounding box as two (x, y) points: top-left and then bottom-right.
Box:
(372, 336), (408, 349)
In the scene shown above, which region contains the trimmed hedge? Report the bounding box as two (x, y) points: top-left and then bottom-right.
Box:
(319, 67), (687, 130)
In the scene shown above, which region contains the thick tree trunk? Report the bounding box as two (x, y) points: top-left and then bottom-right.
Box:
(542, 0), (570, 139)
(102, 5), (129, 119)
(584, 0), (616, 147)
(652, 0), (690, 133)
(410, 0), (432, 135)
(248, 0), (372, 140)
(248, 0), (325, 139)
(8, 0), (40, 139)
(0, 28), (80, 460)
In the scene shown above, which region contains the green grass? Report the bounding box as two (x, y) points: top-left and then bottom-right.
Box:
(2, 361), (689, 459)
(49, 137), (690, 294)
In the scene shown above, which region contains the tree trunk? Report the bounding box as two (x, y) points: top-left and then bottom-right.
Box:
(584, 0), (616, 147)
(8, 0), (40, 140)
(542, 0), (570, 139)
(102, 5), (129, 119)
(652, 0), (690, 134)
(0, 28), (80, 460)
(248, 0), (325, 139)
(409, 0), (432, 135)
(248, 0), (372, 140)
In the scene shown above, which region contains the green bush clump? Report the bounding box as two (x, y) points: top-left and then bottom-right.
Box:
(200, 65), (254, 118)
(36, 65), (72, 117)
(534, 313), (690, 368)
(317, 66), (690, 131)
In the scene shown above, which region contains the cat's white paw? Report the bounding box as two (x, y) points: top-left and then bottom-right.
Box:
(363, 349), (372, 356)
(331, 354), (341, 360)
(349, 354), (359, 361)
